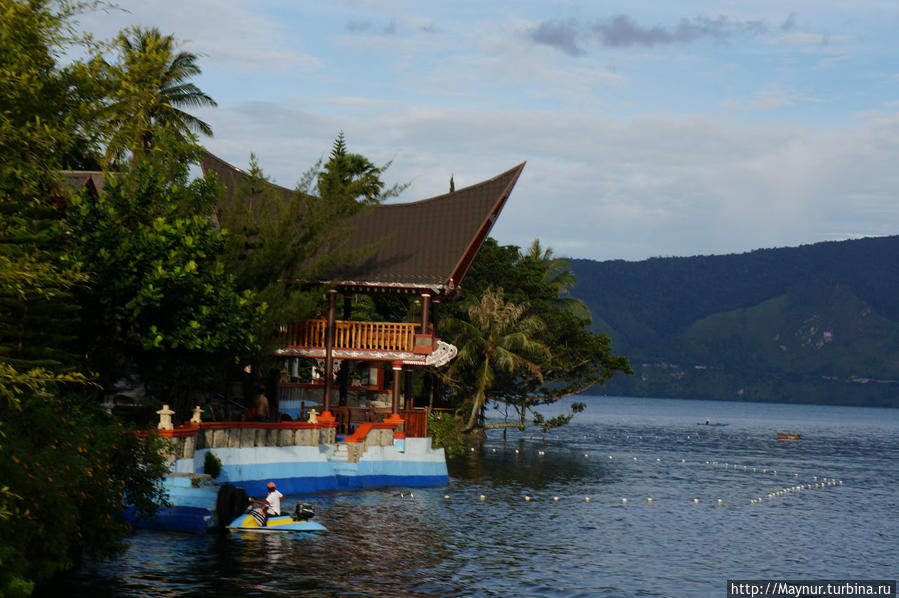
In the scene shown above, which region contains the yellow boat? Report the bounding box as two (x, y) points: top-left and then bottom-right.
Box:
(227, 503), (326, 533)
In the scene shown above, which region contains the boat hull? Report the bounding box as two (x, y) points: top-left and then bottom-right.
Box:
(227, 512), (326, 533)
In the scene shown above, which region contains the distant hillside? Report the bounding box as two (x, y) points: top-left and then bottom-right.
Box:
(569, 235), (899, 407)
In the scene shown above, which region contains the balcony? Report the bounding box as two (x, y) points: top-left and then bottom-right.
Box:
(274, 319), (456, 366)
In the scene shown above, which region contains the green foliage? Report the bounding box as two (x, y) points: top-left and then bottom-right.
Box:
(443, 287), (550, 432)
(427, 410), (467, 457)
(442, 238), (631, 432)
(0, 0), (102, 373)
(316, 131), (410, 206)
(103, 26), (217, 162)
(0, 387), (169, 594)
(66, 134), (264, 410)
(534, 401), (585, 433)
(204, 451), (222, 479)
(215, 152), (372, 379)
(0, 3), (235, 593)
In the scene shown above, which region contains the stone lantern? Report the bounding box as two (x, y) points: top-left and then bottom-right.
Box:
(156, 404), (175, 431)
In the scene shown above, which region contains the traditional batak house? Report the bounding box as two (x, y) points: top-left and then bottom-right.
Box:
(201, 153), (526, 440)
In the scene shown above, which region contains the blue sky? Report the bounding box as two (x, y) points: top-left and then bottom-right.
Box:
(77, 1), (899, 261)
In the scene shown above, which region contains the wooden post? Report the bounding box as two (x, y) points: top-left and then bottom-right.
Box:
(391, 361), (402, 415)
(420, 292), (431, 333)
(428, 296), (441, 408)
(431, 296), (440, 336)
(403, 366), (413, 410)
(339, 293), (351, 407)
(385, 360), (404, 430)
(323, 289), (337, 414)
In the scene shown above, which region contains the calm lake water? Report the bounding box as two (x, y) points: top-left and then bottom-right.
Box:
(55, 396), (898, 597)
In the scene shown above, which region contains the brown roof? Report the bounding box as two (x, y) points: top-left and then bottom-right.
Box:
(201, 152), (525, 294)
(59, 170), (106, 196)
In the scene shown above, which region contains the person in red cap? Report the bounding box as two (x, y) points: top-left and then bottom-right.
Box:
(264, 481), (283, 516)
(251, 481), (283, 518)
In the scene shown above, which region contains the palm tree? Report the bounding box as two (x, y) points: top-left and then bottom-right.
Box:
(443, 287), (549, 433)
(105, 27), (217, 161)
(524, 239), (591, 320)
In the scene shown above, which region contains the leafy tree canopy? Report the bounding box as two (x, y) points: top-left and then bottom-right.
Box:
(0, 2), (172, 595)
(316, 131), (409, 206)
(442, 238), (632, 434)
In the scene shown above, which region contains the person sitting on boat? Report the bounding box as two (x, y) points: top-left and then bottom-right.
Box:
(250, 481), (284, 520)
(263, 481), (283, 516)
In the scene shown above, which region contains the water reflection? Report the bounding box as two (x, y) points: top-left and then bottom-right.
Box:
(57, 398), (899, 597)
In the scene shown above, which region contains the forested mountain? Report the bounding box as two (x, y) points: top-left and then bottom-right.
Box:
(569, 235), (899, 407)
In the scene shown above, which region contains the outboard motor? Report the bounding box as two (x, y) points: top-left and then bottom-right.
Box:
(292, 503), (315, 521)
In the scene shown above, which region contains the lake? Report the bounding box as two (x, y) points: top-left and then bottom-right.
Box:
(54, 396), (899, 597)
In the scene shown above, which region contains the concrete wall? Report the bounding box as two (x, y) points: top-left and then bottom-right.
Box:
(169, 426), (324, 461)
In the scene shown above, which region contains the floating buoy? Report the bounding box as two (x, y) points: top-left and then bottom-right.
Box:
(584, 453), (589, 458)
(492, 448), (496, 453)
(524, 496), (531, 502)
(693, 498), (700, 503)
(621, 498), (628, 504)
(633, 457), (638, 461)
(717, 499), (723, 503)
(609, 455), (613, 460)
(647, 497), (653, 502)
(444, 495), (450, 499)
(657, 458), (661, 462)
(553, 496), (559, 502)
(682, 459), (686, 463)
(479, 494), (486, 501)
(515, 449), (519, 454)
(470, 447), (475, 452)
(584, 497), (590, 503)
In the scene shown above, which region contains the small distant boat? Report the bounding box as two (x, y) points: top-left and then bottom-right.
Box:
(697, 422), (728, 427)
(777, 432), (801, 440)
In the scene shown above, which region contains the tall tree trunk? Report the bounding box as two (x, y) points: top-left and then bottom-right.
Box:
(462, 390), (485, 432)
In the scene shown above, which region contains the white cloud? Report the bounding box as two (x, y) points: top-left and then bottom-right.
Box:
(200, 100), (899, 261)
(72, 1), (899, 261)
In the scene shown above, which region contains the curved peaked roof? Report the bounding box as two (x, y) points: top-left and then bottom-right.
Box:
(201, 152), (525, 295)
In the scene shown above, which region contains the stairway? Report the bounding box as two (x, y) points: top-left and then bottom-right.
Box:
(328, 442), (349, 462)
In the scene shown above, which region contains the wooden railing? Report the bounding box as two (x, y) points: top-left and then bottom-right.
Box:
(332, 406), (429, 438)
(278, 319), (418, 353)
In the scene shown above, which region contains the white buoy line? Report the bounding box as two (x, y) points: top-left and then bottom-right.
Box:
(749, 479), (842, 504)
(471, 448), (845, 506)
